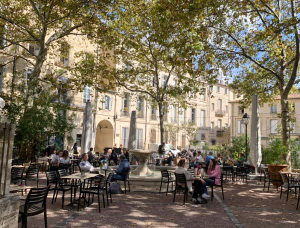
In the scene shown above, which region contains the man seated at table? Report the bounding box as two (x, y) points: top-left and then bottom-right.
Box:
(79, 153), (94, 172)
(111, 155), (130, 181)
(87, 147), (96, 164)
(175, 159), (208, 204)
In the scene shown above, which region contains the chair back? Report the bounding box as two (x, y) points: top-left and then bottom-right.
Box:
(24, 186), (49, 212)
(46, 171), (59, 186)
(11, 167), (24, 182)
(174, 173), (187, 188)
(58, 169), (69, 177)
(161, 170), (169, 179)
(279, 172), (289, 184)
(26, 164), (40, 178)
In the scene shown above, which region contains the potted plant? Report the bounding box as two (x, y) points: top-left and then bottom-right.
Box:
(262, 139), (288, 187)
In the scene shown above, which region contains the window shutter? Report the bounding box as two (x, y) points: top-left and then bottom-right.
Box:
(101, 95), (105, 109)
(109, 96), (112, 110)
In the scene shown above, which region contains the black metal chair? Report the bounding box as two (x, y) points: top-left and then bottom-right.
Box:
(222, 165), (234, 182)
(121, 171), (131, 194)
(296, 180), (300, 210)
(98, 173), (113, 206)
(279, 172), (299, 201)
(46, 171), (72, 209)
(23, 164), (40, 187)
(173, 173), (188, 204)
(78, 176), (106, 212)
(235, 166), (248, 183)
(19, 186), (49, 228)
(159, 169), (174, 195)
(57, 169), (79, 202)
(210, 174), (225, 200)
(11, 167), (25, 185)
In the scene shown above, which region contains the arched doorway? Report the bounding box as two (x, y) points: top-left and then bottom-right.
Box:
(94, 120), (113, 153)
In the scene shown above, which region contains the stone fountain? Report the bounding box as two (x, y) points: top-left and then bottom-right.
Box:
(130, 149), (155, 176)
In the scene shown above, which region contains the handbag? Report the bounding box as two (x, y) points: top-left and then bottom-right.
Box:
(110, 182), (123, 194)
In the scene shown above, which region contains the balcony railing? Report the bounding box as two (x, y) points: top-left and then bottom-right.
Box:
(215, 109), (225, 117)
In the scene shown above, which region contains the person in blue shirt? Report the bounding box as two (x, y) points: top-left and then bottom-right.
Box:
(205, 151), (215, 168)
(111, 155), (130, 181)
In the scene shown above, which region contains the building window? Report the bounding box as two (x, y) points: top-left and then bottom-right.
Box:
(191, 108), (196, 124)
(209, 85), (213, 92)
(150, 129), (156, 144)
(152, 76), (158, 87)
(211, 103), (215, 111)
(0, 65), (4, 91)
(270, 119), (278, 134)
(60, 42), (70, 66)
(29, 43), (40, 56)
(136, 128), (143, 149)
(76, 134), (82, 146)
(217, 86), (220, 93)
(290, 121), (296, 134)
(137, 96), (144, 118)
(171, 105), (176, 122)
(0, 25), (5, 49)
(122, 127), (129, 148)
(237, 120), (245, 134)
(217, 99), (222, 111)
(161, 75), (168, 87)
(122, 93), (130, 115)
(210, 122), (214, 129)
(25, 68), (33, 87)
(200, 110), (205, 127)
(270, 104), (277, 114)
(217, 119), (222, 128)
(83, 86), (92, 103)
(238, 107), (244, 114)
(225, 88), (228, 94)
(102, 95), (112, 110)
(211, 139), (216, 145)
(151, 105), (156, 120)
(181, 108), (185, 124)
(200, 94), (205, 101)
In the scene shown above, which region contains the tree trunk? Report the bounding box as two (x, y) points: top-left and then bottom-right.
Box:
(158, 102), (165, 145)
(280, 93), (290, 166)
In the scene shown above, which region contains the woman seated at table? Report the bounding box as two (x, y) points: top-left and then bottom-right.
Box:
(79, 153), (94, 172)
(175, 159), (208, 204)
(50, 150), (62, 171)
(59, 150), (71, 169)
(205, 159), (221, 189)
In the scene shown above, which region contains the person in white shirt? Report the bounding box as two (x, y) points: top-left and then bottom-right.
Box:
(196, 151), (204, 163)
(79, 153), (94, 172)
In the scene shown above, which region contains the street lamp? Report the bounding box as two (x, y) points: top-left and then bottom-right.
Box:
(241, 113), (250, 162)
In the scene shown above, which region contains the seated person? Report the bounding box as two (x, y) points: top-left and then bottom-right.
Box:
(204, 159), (221, 193)
(175, 159), (208, 204)
(162, 152), (173, 166)
(111, 155), (130, 181)
(79, 153), (94, 172)
(87, 147), (96, 164)
(50, 150), (62, 170)
(109, 149), (118, 165)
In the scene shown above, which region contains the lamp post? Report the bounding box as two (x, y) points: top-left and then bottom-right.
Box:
(241, 113), (250, 162)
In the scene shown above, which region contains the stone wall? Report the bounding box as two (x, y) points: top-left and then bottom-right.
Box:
(0, 195), (19, 228)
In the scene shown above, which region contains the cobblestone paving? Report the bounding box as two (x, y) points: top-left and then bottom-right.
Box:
(18, 175), (300, 228)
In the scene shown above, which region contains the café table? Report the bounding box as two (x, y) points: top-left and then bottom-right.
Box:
(60, 173), (99, 208)
(10, 184), (32, 196)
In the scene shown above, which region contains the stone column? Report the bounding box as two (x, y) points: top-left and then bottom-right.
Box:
(81, 101), (93, 154)
(250, 95), (262, 173)
(128, 111), (136, 150)
(0, 122), (19, 228)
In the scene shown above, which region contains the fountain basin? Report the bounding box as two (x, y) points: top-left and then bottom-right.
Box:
(130, 149), (155, 176)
